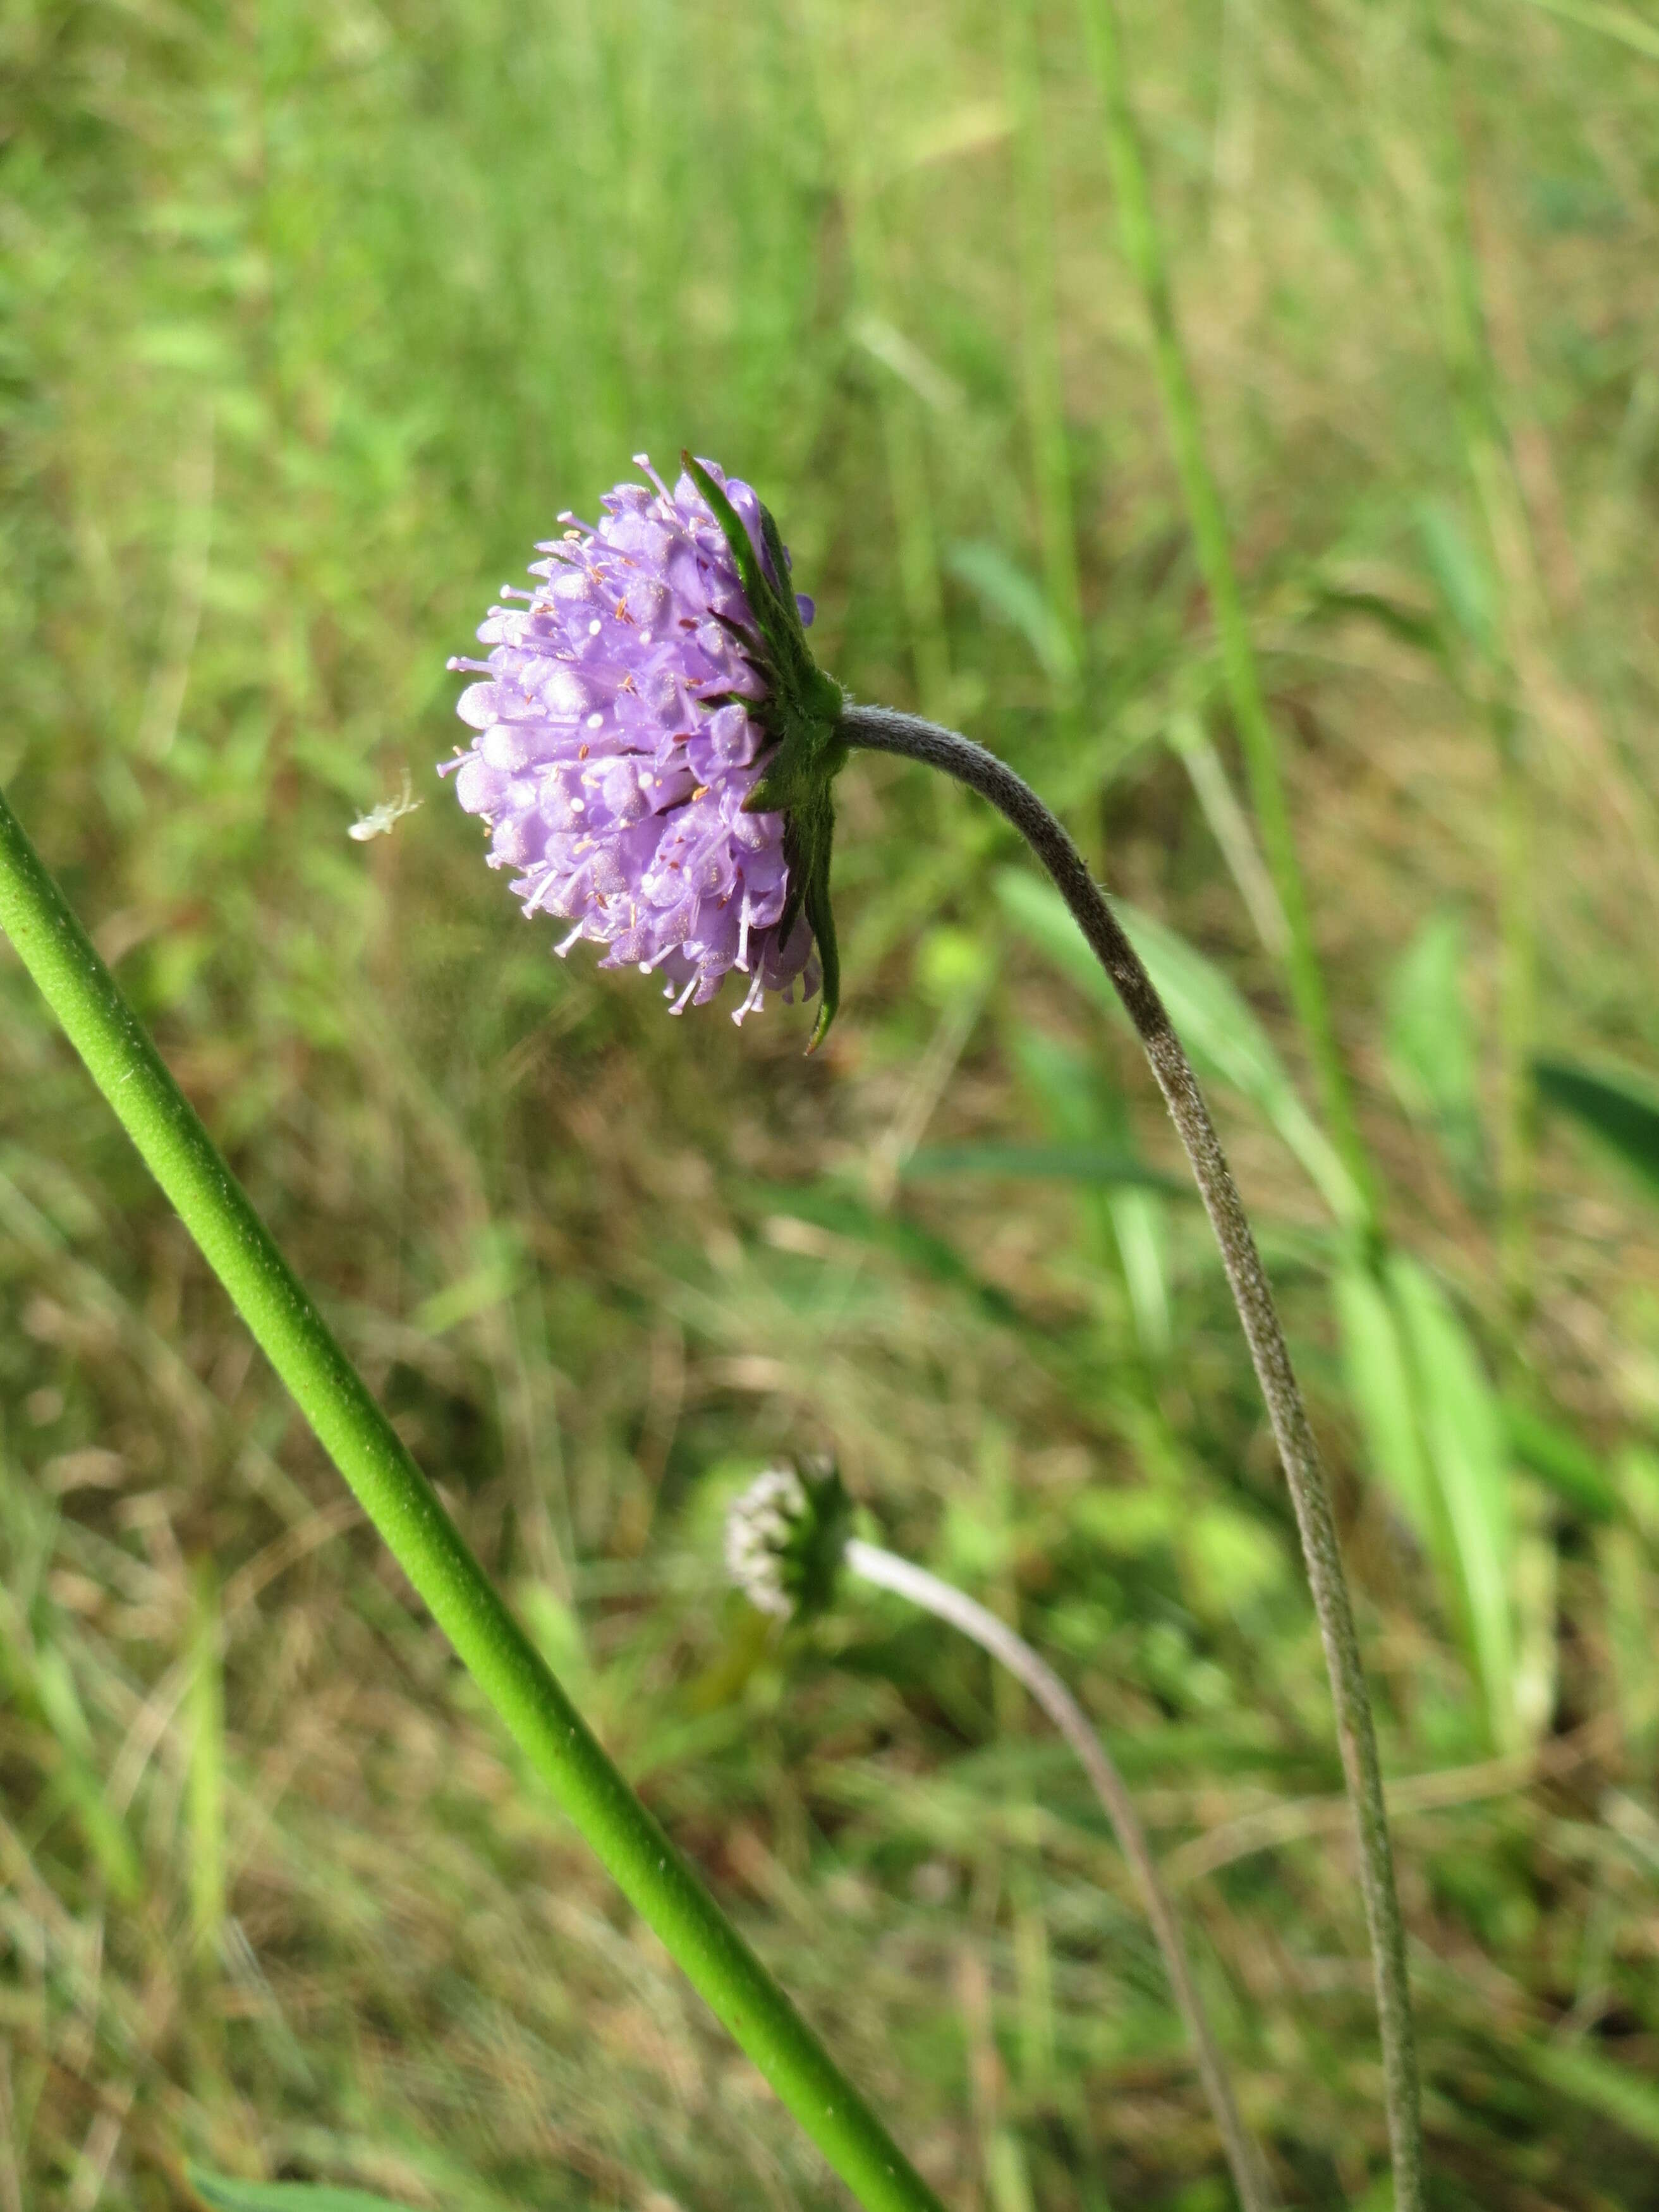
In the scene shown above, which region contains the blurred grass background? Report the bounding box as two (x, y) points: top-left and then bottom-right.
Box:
(3, 0), (1659, 2203)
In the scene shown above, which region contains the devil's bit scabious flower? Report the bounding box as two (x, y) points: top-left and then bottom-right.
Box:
(725, 1462), (853, 1620)
(446, 454), (848, 1046)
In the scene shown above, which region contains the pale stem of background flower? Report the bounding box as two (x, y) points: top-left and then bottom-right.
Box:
(841, 703), (1426, 2212)
(842, 1538), (1277, 2212)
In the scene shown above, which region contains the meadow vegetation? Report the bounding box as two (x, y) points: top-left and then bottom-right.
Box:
(3, 0), (1659, 2204)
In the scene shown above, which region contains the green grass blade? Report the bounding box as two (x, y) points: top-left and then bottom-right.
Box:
(1388, 1255), (1517, 1749)
(190, 2173), (423, 2212)
(1003, 0), (1086, 695)
(1524, 2041), (1659, 2151)
(1075, 0), (1377, 1229)
(188, 1559), (226, 1967)
(1012, 1024), (1177, 1362)
(901, 1142), (1185, 1192)
(997, 869), (1363, 1222)
(0, 1608), (143, 1903)
(1504, 1402), (1619, 1521)
(946, 543), (1079, 687)
(1534, 1055), (1659, 1196)
(1512, 0), (1659, 60)
(1335, 1261), (1436, 1540)
(1385, 911), (1485, 1190)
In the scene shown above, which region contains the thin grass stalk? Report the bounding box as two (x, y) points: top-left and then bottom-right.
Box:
(843, 703), (1426, 2212)
(1494, 703), (1538, 1326)
(846, 1538), (1277, 2212)
(0, 779), (946, 2212)
(1073, 0), (1378, 1231)
(1005, 0), (1087, 718)
(1513, 0), (1659, 52)
(1412, 0), (1541, 1325)
(860, 274), (954, 722)
(805, 3), (952, 722)
(1168, 709), (1291, 960)
(1407, 0), (1575, 1758)
(188, 1560), (226, 1970)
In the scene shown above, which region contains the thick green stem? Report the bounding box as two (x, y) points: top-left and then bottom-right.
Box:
(0, 779), (944, 2212)
(1076, 0), (1378, 1232)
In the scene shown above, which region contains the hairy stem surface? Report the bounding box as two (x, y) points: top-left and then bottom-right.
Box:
(0, 778), (944, 2212)
(847, 1540), (1276, 2212)
(844, 704), (1425, 2211)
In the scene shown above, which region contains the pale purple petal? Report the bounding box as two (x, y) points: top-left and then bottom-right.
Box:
(444, 458), (818, 1020)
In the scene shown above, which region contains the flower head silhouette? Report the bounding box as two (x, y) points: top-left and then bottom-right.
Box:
(446, 456), (840, 1031)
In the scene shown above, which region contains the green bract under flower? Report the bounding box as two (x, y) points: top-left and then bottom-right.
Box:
(679, 456), (850, 1051)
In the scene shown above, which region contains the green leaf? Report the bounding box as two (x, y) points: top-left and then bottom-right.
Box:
(1012, 1025), (1176, 1360)
(995, 870), (1363, 1223)
(1414, 498), (1495, 657)
(0, 1632), (142, 1902)
(945, 542), (1079, 684)
(900, 1143), (1186, 1193)
(1534, 1055), (1659, 1197)
(1525, 2041), (1659, 2153)
(1503, 1402), (1619, 1522)
(743, 1183), (1023, 1328)
(1598, 1523), (1659, 1753)
(1386, 910), (1485, 1188)
(1304, 581), (1445, 660)
(1387, 1255), (1517, 1749)
(1335, 1261), (1435, 1539)
(189, 2172), (425, 2212)
(1340, 1255), (1528, 1745)
(994, 867), (1115, 1011)
(1512, 0), (1659, 68)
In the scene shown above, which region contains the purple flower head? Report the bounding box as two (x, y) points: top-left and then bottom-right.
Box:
(444, 455), (844, 1038)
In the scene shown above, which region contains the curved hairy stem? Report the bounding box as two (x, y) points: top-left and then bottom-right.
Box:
(842, 703), (1425, 2212)
(846, 1540), (1276, 2212)
(0, 778), (944, 2212)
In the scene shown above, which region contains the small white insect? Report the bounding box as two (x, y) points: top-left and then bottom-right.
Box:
(349, 769), (422, 842)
